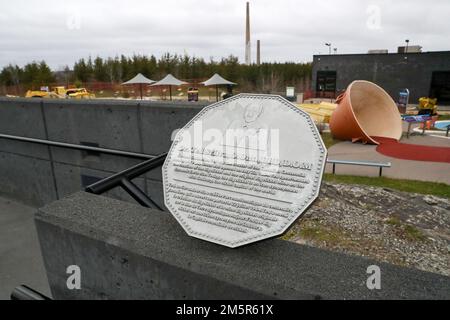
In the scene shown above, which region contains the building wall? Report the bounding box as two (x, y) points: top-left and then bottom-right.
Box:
(0, 98), (206, 207)
(312, 51), (450, 103)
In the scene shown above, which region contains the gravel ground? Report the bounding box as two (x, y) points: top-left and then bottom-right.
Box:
(285, 182), (450, 276)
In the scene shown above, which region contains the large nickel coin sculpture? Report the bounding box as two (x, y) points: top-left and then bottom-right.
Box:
(163, 94), (327, 248)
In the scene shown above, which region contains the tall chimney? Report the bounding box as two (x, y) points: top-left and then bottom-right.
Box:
(245, 2), (251, 65)
(257, 40), (261, 65)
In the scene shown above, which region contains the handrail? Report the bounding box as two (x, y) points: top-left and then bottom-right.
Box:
(85, 153), (168, 210)
(0, 132), (164, 209)
(10, 285), (52, 300)
(0, 133), (154, 160)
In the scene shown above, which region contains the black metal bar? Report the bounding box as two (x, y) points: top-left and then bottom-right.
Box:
(446, 125), (450, 138)
(332, 163), (336, 175)
(0, 133), (154, 160)
(1, 132), (166, 210)
(11, 285), (52, 300)
(327, 159), (391, 168)
(120, 178), (162, 210)
(379, 167), (383, 177)
(85, 153), (167, 199)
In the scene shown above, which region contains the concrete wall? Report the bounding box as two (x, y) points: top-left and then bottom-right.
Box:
(0, 97), (206, 207)
(312, 51), (450, 103)
(36, 192), (450, 300)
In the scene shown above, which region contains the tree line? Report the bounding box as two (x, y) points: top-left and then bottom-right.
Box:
(0, 53), (312, 92)
(0, 61), (55, 88)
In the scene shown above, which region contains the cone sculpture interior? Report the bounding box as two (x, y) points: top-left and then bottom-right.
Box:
(330, 80), (403, 145)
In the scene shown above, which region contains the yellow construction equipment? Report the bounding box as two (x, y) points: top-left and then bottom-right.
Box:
(25, 86), (95, 99)
(64, 88), (95, 99)
(25, 89), (60, 99)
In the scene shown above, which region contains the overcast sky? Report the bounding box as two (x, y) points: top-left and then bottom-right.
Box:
(0, 0), (449, 70)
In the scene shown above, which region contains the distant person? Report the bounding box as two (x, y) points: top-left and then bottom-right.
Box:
(222, 85), (234, 100)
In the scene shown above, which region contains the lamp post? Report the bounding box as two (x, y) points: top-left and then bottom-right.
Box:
(405, 39), (410, 53)
(325, 43), (332, 55)
(334, 48), (338, 54)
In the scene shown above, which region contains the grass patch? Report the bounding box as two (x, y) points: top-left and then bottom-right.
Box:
(404, 225), (427, 242)
(321, 132), (341, 149)
(386, 217), (402, 227)
(296, 224), (361, 248)
(438, 114), (450, 121)
(385, 217), (427, 242)
(300, 226), (342, 243)
(324, 174), (450, 199)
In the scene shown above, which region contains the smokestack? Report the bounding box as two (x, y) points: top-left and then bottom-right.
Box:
(245, 2), (251, 65)
(257, 40), (261, 65)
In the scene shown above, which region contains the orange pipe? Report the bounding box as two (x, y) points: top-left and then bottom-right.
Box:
(330, 81), (403, 145)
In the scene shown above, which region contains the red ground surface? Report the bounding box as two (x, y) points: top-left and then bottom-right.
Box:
(373, 137), (450, 163)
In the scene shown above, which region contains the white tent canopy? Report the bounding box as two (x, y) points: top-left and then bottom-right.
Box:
(151, 74), (187, 86)
(121, 73), (155, 99)
(151, 74), (188, 100)
(201, 73), (236, 86)
(201, 73), (236, 101)
(122, 73), (155, 85)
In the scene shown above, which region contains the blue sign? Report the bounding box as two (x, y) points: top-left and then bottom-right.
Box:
(398, 88), (410, 107)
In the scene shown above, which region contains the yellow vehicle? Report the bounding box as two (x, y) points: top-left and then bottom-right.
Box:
(64, 88), (95, 99)
(25, 90), (61, 98)
(25, 86), (60, 98)
(25, 86), (95, 99)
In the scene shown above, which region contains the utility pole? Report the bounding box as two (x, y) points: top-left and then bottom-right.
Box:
(325, 43), (332, 55)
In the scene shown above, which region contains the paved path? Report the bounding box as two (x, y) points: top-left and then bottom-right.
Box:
(0, 196), (50, 300)
(327, 132), (450, 184)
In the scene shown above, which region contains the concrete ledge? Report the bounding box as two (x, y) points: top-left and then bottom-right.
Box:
(36, 192), (450, 300)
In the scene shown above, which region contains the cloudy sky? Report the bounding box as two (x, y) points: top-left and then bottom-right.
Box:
(0, 0), (449, 70)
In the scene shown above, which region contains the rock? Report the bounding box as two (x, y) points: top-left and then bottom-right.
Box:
(290, 181), (450, 277)
(423, 196), (439, 206)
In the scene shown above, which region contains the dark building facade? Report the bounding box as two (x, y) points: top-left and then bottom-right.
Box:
(312, 51), (450, 105)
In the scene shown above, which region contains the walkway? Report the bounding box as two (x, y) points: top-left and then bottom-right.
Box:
(0, 196), (50, 300)
(327, 133), (450, 184)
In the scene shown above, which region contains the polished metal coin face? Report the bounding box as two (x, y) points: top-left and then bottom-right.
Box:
(163, 94), (327, 248)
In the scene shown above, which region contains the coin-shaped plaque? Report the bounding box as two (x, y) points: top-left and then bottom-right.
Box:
(163, 94), (327, 248)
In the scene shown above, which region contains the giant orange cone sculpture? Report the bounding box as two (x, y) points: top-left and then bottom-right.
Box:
(330, 80), (402, 145)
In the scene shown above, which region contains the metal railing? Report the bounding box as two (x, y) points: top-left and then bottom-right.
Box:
(10, 285), (52, 300)
(0, 133), (155, 160)
(85, 153), (167, 210)
(327, 159), (391, 177)
(0, 133), (165, 210)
